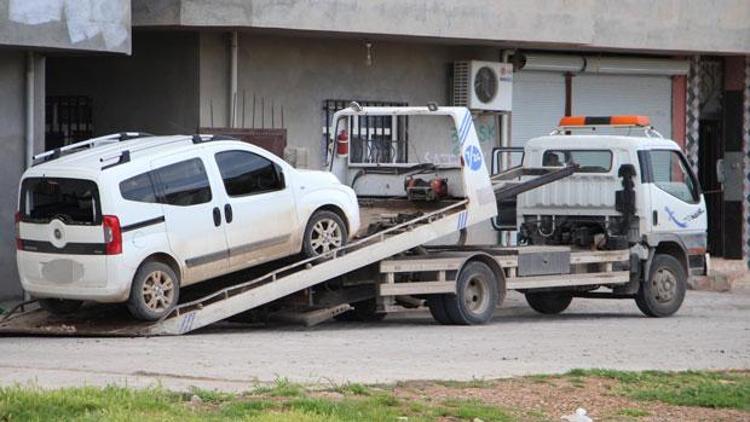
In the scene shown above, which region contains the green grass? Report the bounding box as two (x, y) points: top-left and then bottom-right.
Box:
(566, 369), (750, 410)
(616, 407), (651, 418)
(0, 384), (514, 422)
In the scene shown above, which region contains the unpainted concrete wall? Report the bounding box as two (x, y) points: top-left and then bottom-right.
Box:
(199, 33), (499, 169)
(0, 51), (45, 300)
(134, 0), (750, 55)
(0, 0), (131, 54)
(47, 31), (200, 136)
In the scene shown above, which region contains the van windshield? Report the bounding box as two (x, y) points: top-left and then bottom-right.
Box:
(20, 178), (101, 225)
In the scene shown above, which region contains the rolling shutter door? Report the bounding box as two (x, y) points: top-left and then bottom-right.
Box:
(572, 74), (672, 138)
(511, 71), (566, 150)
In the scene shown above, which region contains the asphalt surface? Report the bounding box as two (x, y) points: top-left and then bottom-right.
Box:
(0, 289), (748, 391)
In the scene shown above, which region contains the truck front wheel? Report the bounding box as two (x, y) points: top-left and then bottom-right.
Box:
(525, 292), (573, 314)
(635, 254), (686, 317)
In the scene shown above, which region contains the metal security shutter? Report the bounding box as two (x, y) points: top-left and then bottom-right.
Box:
(572, 74), (672, 138)
(511, 71), (566, 149)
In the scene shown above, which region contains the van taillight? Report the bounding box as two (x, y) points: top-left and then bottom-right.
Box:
(15, 211), (23, 250)
(102, 215), (122, 255)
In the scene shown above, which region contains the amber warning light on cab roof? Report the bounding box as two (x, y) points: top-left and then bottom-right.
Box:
(559, 115), (651, 128)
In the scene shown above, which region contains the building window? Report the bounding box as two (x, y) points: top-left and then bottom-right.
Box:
(45, 96), (94, 151)
(322, 99), (409, 165)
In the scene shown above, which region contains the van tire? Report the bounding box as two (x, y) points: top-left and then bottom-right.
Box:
(525, 292), (573, 314)
(442, 261), (498, 325)
(302, 210), (348, 259)
(39, 298), (83, 315)
(127, 261), (180, 321)
(636, 254), (686, 317)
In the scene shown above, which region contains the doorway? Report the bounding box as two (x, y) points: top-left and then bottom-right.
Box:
(699, 119), (724, 256)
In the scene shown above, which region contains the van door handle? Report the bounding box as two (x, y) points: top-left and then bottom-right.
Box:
(213, 207), (221, 227)
(224, 204), (233, 223)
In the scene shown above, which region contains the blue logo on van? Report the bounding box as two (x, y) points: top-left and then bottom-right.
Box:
(464, 145), (482, 171)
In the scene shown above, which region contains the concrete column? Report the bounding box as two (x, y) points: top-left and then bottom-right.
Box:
(743, 57), (750, 263)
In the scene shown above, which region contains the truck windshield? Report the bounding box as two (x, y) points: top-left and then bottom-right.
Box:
(20, 178), (101, 225)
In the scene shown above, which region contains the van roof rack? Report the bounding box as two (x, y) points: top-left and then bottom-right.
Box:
(32, 132), (153, 166)
(551, 115), (663, 138)
(191, 134), (240, 144)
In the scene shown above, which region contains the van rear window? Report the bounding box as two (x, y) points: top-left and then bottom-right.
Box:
(20, 178), (101, 225)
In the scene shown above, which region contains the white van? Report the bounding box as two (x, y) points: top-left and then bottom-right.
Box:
(15, 133), (360, 321)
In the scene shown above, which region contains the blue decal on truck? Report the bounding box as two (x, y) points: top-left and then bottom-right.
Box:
(464, 145), (483, 171)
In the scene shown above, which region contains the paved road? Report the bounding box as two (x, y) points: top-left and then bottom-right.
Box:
(0, 289), (748, 391)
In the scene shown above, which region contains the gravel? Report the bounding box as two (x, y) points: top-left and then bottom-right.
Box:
(0, 289), (748, 391)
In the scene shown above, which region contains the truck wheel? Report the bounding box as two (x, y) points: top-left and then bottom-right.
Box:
(39, 298), (83, 315)
(525, 292), (573, 314)
(443, 261), (499, 325)
(636, 254), (686, 317)
(127, 261), (180, 321)
(427, 295), (454, 324)
(334, 299), (386, 322)
(302, 210), (348, 259)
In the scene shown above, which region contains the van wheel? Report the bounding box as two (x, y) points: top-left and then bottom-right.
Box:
(636, 254), (686, 317)
(525, 292), (573, 314)
(442, 261), (499, 325)
(39, 298), (83, 315)
(302, 210), (348, 259)
(127, 261), (180, 321)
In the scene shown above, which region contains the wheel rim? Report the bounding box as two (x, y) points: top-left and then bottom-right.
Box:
(142, 270), (175, 312)
(651, 267), (677, 303)
(463, 275), (490, 314)
(310, 218), (343, 255)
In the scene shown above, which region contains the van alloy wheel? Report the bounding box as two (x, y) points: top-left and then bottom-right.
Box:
(142, 270), (175, 312)
(309, 218), (343, 255)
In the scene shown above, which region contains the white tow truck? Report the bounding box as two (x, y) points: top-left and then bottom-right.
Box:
(0, 106), (706, 335)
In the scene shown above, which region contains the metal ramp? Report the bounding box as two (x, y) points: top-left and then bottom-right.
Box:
(0, 201), (471, 336)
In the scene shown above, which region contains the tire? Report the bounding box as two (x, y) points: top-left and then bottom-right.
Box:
(427, 295), (454, 325)
(302, 210), (348, 259)
(334, 299), (386, 322)
(525, 292), (573, 315)
(39, 298), (83, 315)
(127, 261), (180, 321)
(442, 261), (499, 325)
(635, 254), (686, 318)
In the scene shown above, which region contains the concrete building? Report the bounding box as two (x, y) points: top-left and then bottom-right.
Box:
(1, 0), (749, 299)
(0, 0), (131, 299)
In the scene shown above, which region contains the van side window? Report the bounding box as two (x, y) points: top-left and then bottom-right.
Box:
(215, 150), (283, 197)
(120, 173), (158, 203)
(153, 158), (212, 206)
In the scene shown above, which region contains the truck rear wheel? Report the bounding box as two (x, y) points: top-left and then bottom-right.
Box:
(427, 295), (453, 324)
(525, 292), (573, 314)
(636, 254), (686, 317)
(442, 261), (499, 325)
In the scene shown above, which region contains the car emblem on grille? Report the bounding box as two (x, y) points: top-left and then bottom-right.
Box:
(53, 229), (62, 240)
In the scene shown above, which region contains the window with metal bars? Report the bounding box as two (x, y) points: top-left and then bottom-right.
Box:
(45, 96), (94, 151)
(322, 99), (409, 165)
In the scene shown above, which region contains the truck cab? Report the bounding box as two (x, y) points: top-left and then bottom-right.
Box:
(511, 115), (707, 316)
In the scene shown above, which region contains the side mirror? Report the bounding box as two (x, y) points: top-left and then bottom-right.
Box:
(716, 158), (725, 184)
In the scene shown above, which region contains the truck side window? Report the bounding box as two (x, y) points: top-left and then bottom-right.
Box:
(215, 150), (283, 196)
(649, 150), (698, 203)
(542, 150), (612, 173)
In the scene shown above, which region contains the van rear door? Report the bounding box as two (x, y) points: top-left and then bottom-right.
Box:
(17, 177), (109, 287)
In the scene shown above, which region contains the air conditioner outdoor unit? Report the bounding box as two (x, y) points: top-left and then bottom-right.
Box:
(452, 61), (513, 112)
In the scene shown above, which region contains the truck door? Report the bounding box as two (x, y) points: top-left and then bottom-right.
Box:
(640, 149), (707, 238)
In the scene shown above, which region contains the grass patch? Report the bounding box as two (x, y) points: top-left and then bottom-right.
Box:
(253, 377), (305, 397)
(331, 382), (370, 396)
(437, 399), (514, 421)
(567, 369), (750, 410)
(616, 407), (650, 418)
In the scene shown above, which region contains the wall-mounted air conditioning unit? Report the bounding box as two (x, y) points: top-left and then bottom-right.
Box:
(452, 61), (513, 112)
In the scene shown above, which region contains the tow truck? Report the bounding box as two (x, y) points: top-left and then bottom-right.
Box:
(0, 106), (706, 335)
